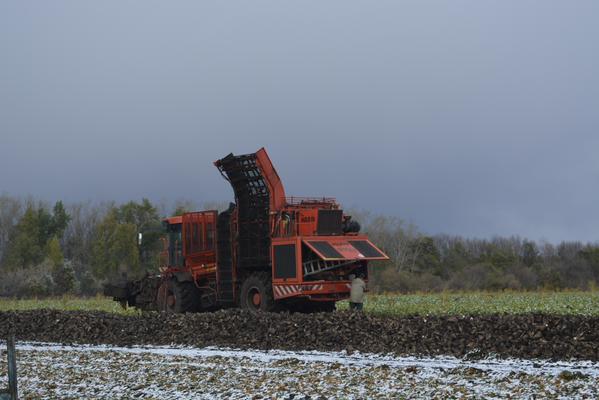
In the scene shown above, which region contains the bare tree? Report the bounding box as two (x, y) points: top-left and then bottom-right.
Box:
(0, 194), (24, 262)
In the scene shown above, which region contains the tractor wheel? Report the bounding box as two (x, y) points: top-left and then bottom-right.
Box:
(239, 273), (276, 313)
(157, 279), (201, 313)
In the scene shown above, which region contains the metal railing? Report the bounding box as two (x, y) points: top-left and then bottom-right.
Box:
(285, 196), (337, 207)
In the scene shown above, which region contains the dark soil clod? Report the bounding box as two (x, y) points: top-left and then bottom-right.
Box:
(1, 309), (598, 361)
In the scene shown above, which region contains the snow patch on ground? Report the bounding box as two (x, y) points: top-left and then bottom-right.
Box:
(13, 341), (599, 378)
(1, 341), (598, 399)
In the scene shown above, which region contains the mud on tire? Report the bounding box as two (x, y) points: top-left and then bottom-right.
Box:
(158, 279), (201, 313)
(239, 272), (276, 313)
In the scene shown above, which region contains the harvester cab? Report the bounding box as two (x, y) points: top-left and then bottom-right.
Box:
(161, 216), (183, 268)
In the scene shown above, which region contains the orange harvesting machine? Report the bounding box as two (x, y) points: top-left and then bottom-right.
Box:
(105, 148), (388, 313)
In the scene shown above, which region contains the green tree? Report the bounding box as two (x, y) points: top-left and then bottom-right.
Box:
(46, 235), (75, 294)
(578, 245), (599, 281)
(116, 199), (158, 228)
(3, 206), (46, 268)
(49, 201), (71, 239)
(480, 243), (517, 269)
(2, 201), (72, 270)
(408, 236), (441, 274)
(115, 199), (162, 270)
(522, 240), (539, 267)
(46, 235), (64, 267)
(91, 210), (141, 279)
(0, 194), (23, 261)
(444, 241), (470, 272)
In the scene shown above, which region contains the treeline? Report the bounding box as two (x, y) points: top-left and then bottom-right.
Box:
(357, 212), (599, 292)
(0, 195), (218, 297)
(1, 195), (598, 297)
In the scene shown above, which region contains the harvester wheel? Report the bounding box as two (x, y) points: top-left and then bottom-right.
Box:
(158, 279), (201, 313)
(239, 273), (276, 313)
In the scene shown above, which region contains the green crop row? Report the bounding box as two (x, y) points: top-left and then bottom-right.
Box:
(0, 295), (138, 315)
(1, 290), (598, 316)
(337, 290), (599, 316)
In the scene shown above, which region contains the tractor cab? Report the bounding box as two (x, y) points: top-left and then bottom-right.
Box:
(162, 216), (183, 268)
(160, 212), (218, 279)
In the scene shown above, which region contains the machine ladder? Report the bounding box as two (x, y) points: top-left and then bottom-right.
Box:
(303, 258), (355, 277)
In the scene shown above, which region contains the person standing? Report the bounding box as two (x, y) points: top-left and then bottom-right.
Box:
(349, 273), (366, 311)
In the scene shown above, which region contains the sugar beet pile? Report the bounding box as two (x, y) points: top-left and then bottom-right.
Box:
(1, 310), (598, 361)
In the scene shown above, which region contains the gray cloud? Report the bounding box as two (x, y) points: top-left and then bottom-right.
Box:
(1, 1), (598, 242)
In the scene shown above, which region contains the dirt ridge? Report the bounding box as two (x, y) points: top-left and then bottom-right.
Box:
(1, 310), (598, 360)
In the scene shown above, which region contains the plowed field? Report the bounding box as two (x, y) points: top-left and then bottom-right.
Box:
(1, 309), (598, 360)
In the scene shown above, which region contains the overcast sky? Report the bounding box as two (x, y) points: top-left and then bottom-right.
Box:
(1, 1), (598, 242)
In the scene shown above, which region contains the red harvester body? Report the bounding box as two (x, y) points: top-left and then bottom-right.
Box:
(105, 148), (388, 313)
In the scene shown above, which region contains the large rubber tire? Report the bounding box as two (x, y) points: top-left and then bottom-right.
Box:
(158, 279), (201, 313)
(239, 272), (276, 313)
